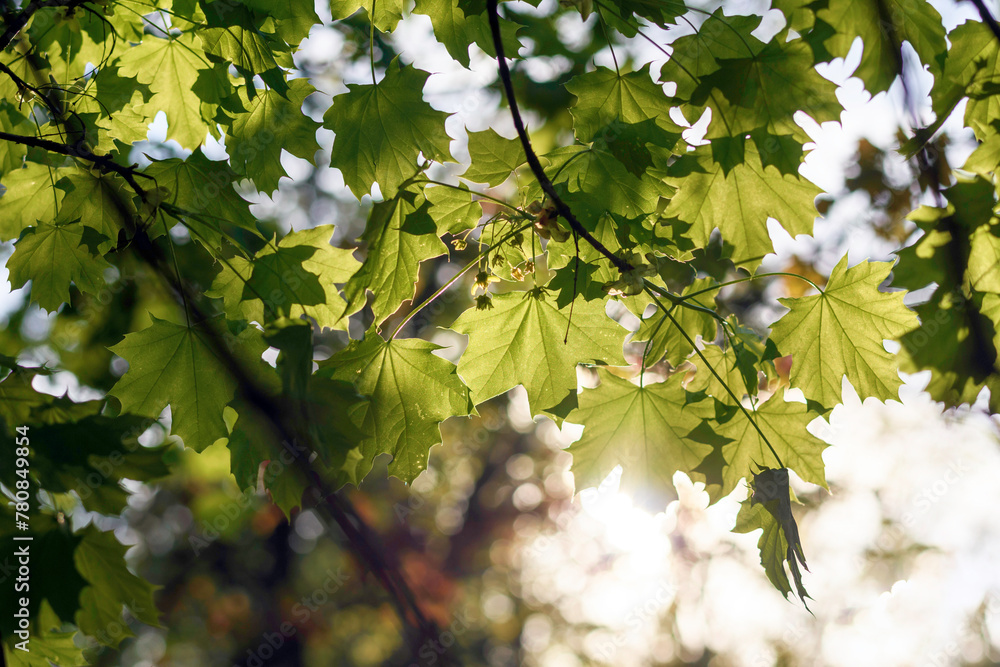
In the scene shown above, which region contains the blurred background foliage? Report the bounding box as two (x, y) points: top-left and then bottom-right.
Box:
(3, 0), (1000, 665)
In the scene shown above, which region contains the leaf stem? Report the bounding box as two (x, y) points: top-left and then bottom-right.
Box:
(645, 287), (785, 469)
(390, 221), (534, 339)
(681, 271), (823, 301)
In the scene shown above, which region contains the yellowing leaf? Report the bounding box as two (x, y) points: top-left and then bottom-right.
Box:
(770, 256), (918, 406)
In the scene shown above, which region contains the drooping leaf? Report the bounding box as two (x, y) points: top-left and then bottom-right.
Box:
(414, 0), (520, 68)
(770, 256), (918, 406)
(450, 290), (626, 413)
(330, 0), (406, 31)
(733, 467), (811, 607)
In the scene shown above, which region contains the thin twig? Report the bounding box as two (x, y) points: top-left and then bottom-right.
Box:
(485, 0), (633, 274)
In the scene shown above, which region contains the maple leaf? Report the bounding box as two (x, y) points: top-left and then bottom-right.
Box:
(74, 527), (161, 646)
(342, 190), (448, 326)
(318, 332), (474, 484)
(6, 222), (111, 312)
(709, 392), (828, 502)
(414, 0), (520, 68)
(566, 369), (714, 507)
(0, 163), (68, 242)
(770, 256), (917, 407)
(115, 32), (226, 149)
(237, 225), (360, 330)
(108, 317), (268, 451)
(142, 149), (261, 253)
(222, 78), (322, 195)
(330, 0), (405, 31)
(734, 467), (811, 608)
(451, 290), (626, 413)
(814, 0), (945, 95)
(662, 139), (821, 268)
(633, 278), (717, 366)
(325, 64), (453, 199)
(462, 129), (525, 186)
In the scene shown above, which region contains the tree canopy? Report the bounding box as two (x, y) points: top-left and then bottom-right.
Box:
(1, 0), (999, 663)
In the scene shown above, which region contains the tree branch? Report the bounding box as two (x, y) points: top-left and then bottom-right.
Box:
(968, 0), (1000, 43)
(0, 53), (455, 665)
(0, 0), (90, 50)
(485, 0), (634, 274)
(0, 130), (149, 197)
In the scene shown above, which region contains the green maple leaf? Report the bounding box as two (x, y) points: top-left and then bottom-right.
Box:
(711, 392), (828, 501)
(142, 148), (261, 252)
(0, 100), (31, 177)
(325, 64), (453, 199)
(565, 65), (677, 142)
(926, 21), (1000, 140)
(543, 144), (662, 228)
(633, 278), (717, 366)
(425, 185), (485, 235)
(115, 32), (225, 149)
(816, 0), (945, 95)
(662, 139), (821, 268)
(770, 256), (918, 407)
(108, 316), (268, 451)
(462, 129), (525, 186)
(238, 225), (360, 330)
(0, 163), (67, 242)
(450, 291), (626, 413)
(197, 2), (288, 79)
(899, 290), (1000, 412)
(318, 332), (473, 484)
(343, 190), (448, 326)
(71, 66), (153, 147)
(660, 12), (841, 142)
(330, 0), (405, 31)
(566, 369), (713, 506)
(53, 169), (137, 252)
(3, 601), (85, 667)
(223, 78), (322, 194)
(7, 222), (111, 312)
(227, 377), (366, 516)
(27, 413), (169, 515)
(74, 526), (160, 647)
(414, 0), (520, 68)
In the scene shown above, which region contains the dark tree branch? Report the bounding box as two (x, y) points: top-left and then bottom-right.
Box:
(968, 0), (1000, 42)
(485, 0), (634, 274)
(0, 53), (455, 666)
(0, 129), (150, 196)
(0, 0), (90, 50)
